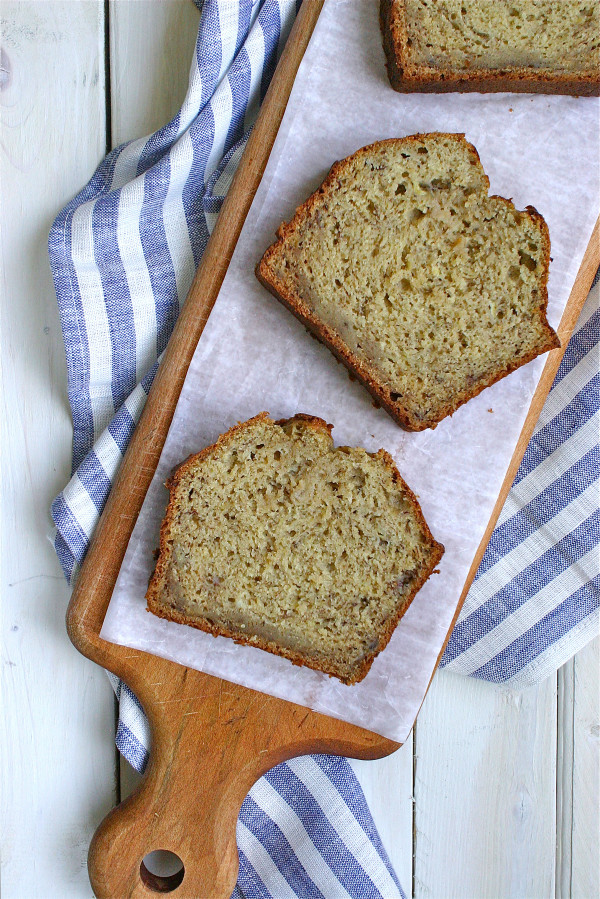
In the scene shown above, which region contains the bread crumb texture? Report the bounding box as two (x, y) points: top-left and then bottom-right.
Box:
(404, 0), (599, 72)
(257, 134), (559, 430)
(147, 413), (444, 684)
(381, 0), (600, 93)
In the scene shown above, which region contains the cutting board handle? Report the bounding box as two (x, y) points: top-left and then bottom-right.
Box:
(88, 670), (248, 898)
(87, 663), (397, 899)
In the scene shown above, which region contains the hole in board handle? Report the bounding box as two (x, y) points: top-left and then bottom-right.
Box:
(140, 850), (185, 893)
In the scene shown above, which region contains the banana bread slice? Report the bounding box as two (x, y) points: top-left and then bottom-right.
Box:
(381, 0), (600, 95)
(146, 413), (444, 684)
(256, 134), (559, 431)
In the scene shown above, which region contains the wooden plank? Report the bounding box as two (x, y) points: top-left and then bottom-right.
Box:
(0, 2), (117, 897)
(109, 0), (200, 146)
(351, 734), (415, 897)
(571, 636), (600, 898)
(413, 671), (557, 899)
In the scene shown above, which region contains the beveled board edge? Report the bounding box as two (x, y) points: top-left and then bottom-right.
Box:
(67, 0), (599, 739)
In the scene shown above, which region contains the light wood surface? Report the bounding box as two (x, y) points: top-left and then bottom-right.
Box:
(1, 4), (117, 898)
(415, 671), (558, 898)
(2, 2), (598, 898)
(570, 638), (600, 898)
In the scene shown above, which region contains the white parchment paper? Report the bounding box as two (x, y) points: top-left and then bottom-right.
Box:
(101, 0), (600, 743)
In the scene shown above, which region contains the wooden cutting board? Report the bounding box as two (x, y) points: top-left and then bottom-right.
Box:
(66, 3), (599, 896)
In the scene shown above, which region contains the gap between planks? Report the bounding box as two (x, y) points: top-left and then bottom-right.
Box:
(556, 658), (575, 899)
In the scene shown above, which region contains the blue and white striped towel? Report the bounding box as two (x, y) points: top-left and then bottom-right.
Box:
(441, 274), (599, 688)
(49, 1), (598, 896)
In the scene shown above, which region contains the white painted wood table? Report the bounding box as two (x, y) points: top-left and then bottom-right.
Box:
(2, 3), (598, 897)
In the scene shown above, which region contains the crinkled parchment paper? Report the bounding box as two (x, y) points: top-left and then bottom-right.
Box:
(101, 0), (600, 743)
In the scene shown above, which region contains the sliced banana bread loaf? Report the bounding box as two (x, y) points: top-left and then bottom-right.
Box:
(381, 0), (600, 95)
(257, 134), (559, 431)
(146, 413), (444, 684)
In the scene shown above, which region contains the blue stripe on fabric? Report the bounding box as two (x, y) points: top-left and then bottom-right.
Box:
(239, 796), (324, 899)
(189, 211), (211, 269)
(552, 308), (600, 385)
(476, 445), (600, 578)
(100, 145), (126, 195)
(266, 763), (384, 897)
(204, 193), (227, 214)
(115, 722), (149, 774)
(136, 112), (182, 177)
(225, 47), (252, 150)
(141, 360), (160, 394)
(183, 106), (215, 266)
(236, 853), (266, 899)
(311, 756), (405, 896)
(471, 576), (600, 682)
(49, 206), (94, 470)
(259, 0), (281, 102)
(107, 405), (136, 455)
(91, 193), (138, 410)
(513, 380), (599, 484)
(54, 531), (75, 584)
(137, 161), (180, 357)
(237, 849), (273, 899)
(198, 0), (223, 106)
(48, 207), (90, 388)
(51, 493), (90, 561)
(76, 451), (113, 514)
(204, 131), (251, 205)
(235, 0), (256, 57)
(107, 138), (153, 191)
(71, 402), (96, 474)
(444, 510), (600, 664)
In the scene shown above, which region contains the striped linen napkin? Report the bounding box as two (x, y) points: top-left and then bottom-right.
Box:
(441, 274), (599, 687)
(49, 1), (599, 895)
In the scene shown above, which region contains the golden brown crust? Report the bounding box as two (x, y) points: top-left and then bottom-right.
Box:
(380, 0), (600, 96)
(380, 0), (408, 92)
(146, 413), (444, 684)
(256, 135), (559, 431)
